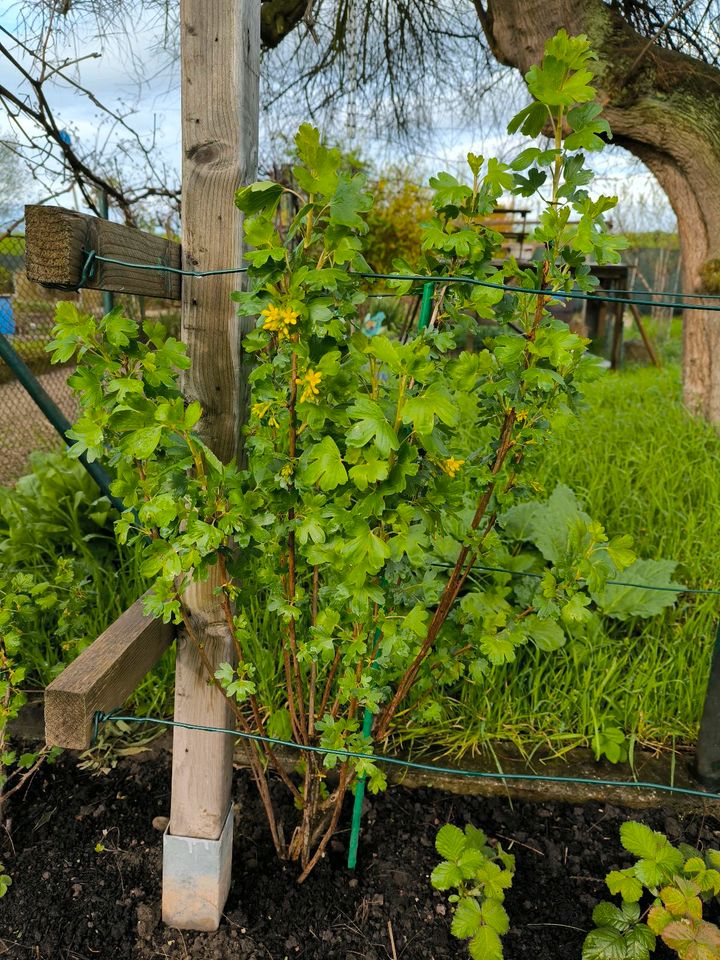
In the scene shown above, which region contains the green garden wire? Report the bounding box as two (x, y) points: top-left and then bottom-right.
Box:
(93, 710), (720, 803)
(79, 249), (720, 314)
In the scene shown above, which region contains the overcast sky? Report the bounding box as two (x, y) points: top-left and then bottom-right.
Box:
(0, 5), (675, 233)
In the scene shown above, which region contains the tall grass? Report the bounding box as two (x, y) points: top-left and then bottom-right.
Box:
(399, 364), (720, 760)
(0, 451), (174, 716)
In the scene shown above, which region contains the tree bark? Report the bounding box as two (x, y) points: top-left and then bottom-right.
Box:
(478, 0), (720, 419)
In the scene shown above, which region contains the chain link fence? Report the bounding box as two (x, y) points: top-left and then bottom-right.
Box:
(0, 227), (180, 486)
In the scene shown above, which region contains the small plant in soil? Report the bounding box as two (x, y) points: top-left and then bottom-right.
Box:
(584, 822), (720, 960)
(430, 822), (514, 959)
(50, 30), (629, 880)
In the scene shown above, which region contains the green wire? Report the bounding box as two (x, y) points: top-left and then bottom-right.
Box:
(95, 711), (720, 802)
(78, 248), (720, 314)
(82, 250), (249, 282)
(433, 563), (720, 597)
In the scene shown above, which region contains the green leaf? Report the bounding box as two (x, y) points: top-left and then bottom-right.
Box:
(469, 926), (503, 960)
(346, 398), (399, 457)
(624, 925), (656, 960)
(451, 897), (483, 939)
(436, 824), (468, 862)
(481, 898), (510, 935)
(125, 425), (162, 460)
(526, 616), (565, 651)
(606, 870), (643, 903)
(430, 860), (463, 890)
(234, 181), (284, 215)
(402, 382), (458, 435)
(582, 927), (626, 960)
(301, 437), (348, 491)
(591, 559), (682, 620)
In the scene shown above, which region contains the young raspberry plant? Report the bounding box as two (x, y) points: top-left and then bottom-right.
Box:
(584, 822), (720, 960)
(430, 823), (515, 959)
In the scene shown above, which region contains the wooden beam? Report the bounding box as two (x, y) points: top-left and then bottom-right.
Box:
(163, 0), (260, 933)
(44, 594), (174, 750)
(24, 204), (182, 300)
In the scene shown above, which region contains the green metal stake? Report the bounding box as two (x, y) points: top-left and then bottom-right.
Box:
(347, 626), (381, 870)
(0, 332), (123, 511)
(347, 291), (434, 871)
(417, 281), (435, 331)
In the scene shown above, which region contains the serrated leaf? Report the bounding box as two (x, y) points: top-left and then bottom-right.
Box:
(582, 927), (626, 960)
(451, 897), (483, 939)
(481, 898), (510, 935)
(606, 870), (643, 903)
(430, 860), (463, 890)
(662, 918), (720, 959)
(469, 925), (503, 960)
(435, 824), (466, 861)
(624, 924), (656, 960)
(591, 559), (682, 620)
(301, 436), (348, 492)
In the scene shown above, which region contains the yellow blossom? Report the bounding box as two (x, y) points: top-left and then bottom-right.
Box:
(440, 456), (464, 478)
(251, 401), (272, 419)
(261, 304), (300, 342)
(516, 409), (529, 422)
(296, 368), (322, 404)
(260, 303), (284, 332)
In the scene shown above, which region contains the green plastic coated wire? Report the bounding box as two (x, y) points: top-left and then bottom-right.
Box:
(94, 711), (720, 802)
(77, 248), (720, 314)
(80, 250), (249, 285)
(470, 564), (720, 596)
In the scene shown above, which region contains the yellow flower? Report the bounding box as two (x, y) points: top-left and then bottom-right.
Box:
(516, 409), (529, 423)
(251, 401), (272, 419)
(260, 303), (284, 332)
(252, 400), (279, 428)
(440, 456), (464, 478)
(260, 304), (300, 342)
(296, 368), (322, 404)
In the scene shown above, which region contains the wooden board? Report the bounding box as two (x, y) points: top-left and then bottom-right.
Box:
(167, 0), (260, 855)
(24, 204), (182, 300)
(44, 594), (174, 750)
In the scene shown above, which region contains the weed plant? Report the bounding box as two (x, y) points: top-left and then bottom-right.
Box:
(398, 364), (718, 761)
(0, 451), (172, 714)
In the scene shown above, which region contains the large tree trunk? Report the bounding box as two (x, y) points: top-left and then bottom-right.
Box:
(477, 0), (720, 419)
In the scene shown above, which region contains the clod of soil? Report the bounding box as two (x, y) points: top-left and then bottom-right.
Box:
(2, 751), (719, 959)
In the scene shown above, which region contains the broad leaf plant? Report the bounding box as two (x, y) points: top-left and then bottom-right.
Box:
(49, 32), (631, 880)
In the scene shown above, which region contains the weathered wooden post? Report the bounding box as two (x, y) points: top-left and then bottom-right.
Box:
(162, 0), (260, 931)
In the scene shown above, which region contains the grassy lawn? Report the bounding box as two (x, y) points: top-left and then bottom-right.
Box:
(399, 362), (720, 762)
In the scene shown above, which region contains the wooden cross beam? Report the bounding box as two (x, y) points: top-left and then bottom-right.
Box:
(24, 204), (182, 301)
(44, 593), (174, 750)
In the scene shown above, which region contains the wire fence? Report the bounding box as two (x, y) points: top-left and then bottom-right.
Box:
(0, 229), (180, 485)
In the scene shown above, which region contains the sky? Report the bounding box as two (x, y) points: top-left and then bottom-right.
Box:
(0, 3), (676, 234)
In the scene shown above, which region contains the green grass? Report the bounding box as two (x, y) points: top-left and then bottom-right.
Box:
(399, 362), (720, 761)
(1, 451), (174, 717)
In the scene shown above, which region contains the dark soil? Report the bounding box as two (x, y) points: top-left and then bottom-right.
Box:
(2, 751), (719, 960)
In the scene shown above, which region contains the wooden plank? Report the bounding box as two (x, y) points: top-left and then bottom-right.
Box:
(24, 204), (182, 300)
(44, 594), (174, 750)
(167, 0), (259, 851)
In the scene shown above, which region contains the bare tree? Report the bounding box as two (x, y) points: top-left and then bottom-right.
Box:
(0, 3), (180, 225)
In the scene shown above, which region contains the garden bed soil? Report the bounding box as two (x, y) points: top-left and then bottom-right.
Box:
(2, 751), (720, 960)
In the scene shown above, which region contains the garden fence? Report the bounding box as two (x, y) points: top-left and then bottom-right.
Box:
(0, 227), (180, 485)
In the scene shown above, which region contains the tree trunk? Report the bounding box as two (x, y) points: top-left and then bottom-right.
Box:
(477, 0), (720, 419)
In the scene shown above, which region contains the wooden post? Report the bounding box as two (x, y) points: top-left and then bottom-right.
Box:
(163, 0), (260, 932)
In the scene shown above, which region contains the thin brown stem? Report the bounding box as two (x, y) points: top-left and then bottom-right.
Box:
(216, 567), (302, 804)
(297, 764), (351, 883)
